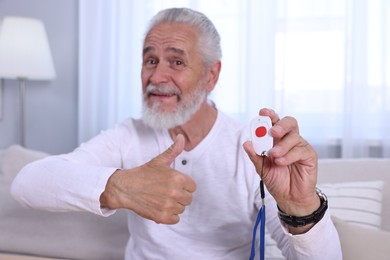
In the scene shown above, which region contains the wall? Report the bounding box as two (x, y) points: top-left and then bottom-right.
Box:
(0, 0), (78, 154)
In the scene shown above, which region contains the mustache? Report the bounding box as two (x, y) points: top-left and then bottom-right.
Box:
(145, 84), (181, 97)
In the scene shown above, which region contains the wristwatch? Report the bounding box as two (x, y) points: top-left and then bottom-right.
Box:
(277, 188), (328, 227)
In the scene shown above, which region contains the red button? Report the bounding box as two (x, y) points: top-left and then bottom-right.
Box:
(255, 126), (267, 138)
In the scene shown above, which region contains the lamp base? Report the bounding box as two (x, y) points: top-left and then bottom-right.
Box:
(18, 78), (26, 147)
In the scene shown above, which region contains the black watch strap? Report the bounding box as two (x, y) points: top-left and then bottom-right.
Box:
(277, 188), (328, 227)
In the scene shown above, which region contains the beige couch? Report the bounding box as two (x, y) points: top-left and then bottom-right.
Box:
(1, 145), (390, 260)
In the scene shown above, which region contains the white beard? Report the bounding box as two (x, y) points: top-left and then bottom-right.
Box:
(142, 83), (207, 129)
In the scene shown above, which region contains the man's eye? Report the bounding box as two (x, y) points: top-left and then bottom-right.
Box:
(174, 60), (183, 66)
(144, 59), (157, 66)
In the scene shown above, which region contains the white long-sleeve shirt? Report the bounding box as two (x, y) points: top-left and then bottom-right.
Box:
(11, 110), (342, 260)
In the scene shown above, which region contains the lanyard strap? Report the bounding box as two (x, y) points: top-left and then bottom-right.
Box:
(250, 154), (267, 260)
(249, 180), (266, 260)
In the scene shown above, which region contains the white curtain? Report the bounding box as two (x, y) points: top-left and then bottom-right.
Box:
(78, 0), (390, 158)
(78, 0), (145, 143)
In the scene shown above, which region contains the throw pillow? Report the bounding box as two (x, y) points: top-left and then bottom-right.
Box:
(264, 180), (385, 259)
(319, 180), (384, 229)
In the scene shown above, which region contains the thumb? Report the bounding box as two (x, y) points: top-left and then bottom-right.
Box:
(156, 134), (185, 166)
(243, 140), (268, 179)
(243, 140), (257, 162)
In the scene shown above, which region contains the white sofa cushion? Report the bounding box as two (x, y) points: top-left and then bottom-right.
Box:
(0, 145), (129, 260)
(332, 216), (390, 260)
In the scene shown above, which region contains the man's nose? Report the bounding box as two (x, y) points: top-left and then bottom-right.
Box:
(150, 62), (170, 85)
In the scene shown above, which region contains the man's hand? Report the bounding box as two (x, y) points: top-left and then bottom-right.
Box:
(100, 134), (196, 224)
(243, 108), (320, 233)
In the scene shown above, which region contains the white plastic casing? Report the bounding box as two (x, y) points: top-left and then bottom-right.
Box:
(250, 116), (273, 156)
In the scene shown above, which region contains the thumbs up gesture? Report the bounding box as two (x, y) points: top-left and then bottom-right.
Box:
(100, 135), (197, 224)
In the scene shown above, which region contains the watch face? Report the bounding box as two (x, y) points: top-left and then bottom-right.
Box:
(316, 188), (327, 201)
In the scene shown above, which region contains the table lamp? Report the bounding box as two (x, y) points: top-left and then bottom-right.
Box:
(0, 16), (56, 146)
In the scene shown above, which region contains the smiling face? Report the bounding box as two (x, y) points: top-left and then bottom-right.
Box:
(141, 23), (210, 129)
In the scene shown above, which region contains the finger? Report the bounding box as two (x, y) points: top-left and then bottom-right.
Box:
(157, 196), (190, 224)
(155, 134), (185, 166)
(156, 211), (181, 225)
(163, 169), (196, 193)
(141, 194), (186, 224)
(270, 116), (299, 139)
(183, 176), (197, 193)
(269, 131), (302, 158)
(162, 172), (196, 206)
(259, 108), (280, 125)
(177, 190), (194, 206)
(271, 135), (316, 166)
(242, 140), (265, 173)
(243, 140), (257, 161)
(274, 142), (317, 166)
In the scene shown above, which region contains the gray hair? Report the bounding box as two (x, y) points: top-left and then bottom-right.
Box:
(145, 7), (222, 67)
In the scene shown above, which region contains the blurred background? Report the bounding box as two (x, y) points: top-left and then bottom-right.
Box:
(0, 0), (389, 158)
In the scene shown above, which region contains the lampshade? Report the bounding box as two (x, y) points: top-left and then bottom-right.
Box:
(0, 16), (56, 80)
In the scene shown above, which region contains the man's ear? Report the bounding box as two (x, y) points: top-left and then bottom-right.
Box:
(206, 60), (221, 92)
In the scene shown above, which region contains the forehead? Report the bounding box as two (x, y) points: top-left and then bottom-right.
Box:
(143, 23), (200, 56)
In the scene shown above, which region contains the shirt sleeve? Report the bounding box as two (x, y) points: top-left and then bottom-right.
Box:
(11, 120), (136, 216)
(280, 211), (342, 259)
(11, 157), (117, 216)
(266, 195), (343, 260)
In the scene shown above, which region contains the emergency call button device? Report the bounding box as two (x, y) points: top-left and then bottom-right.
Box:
(250, 116), (273, 156)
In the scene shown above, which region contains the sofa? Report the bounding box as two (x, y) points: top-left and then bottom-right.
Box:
(1, 145), (390, 260)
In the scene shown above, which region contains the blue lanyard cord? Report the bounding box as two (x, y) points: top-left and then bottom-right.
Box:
(249, 180), (266, 260)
